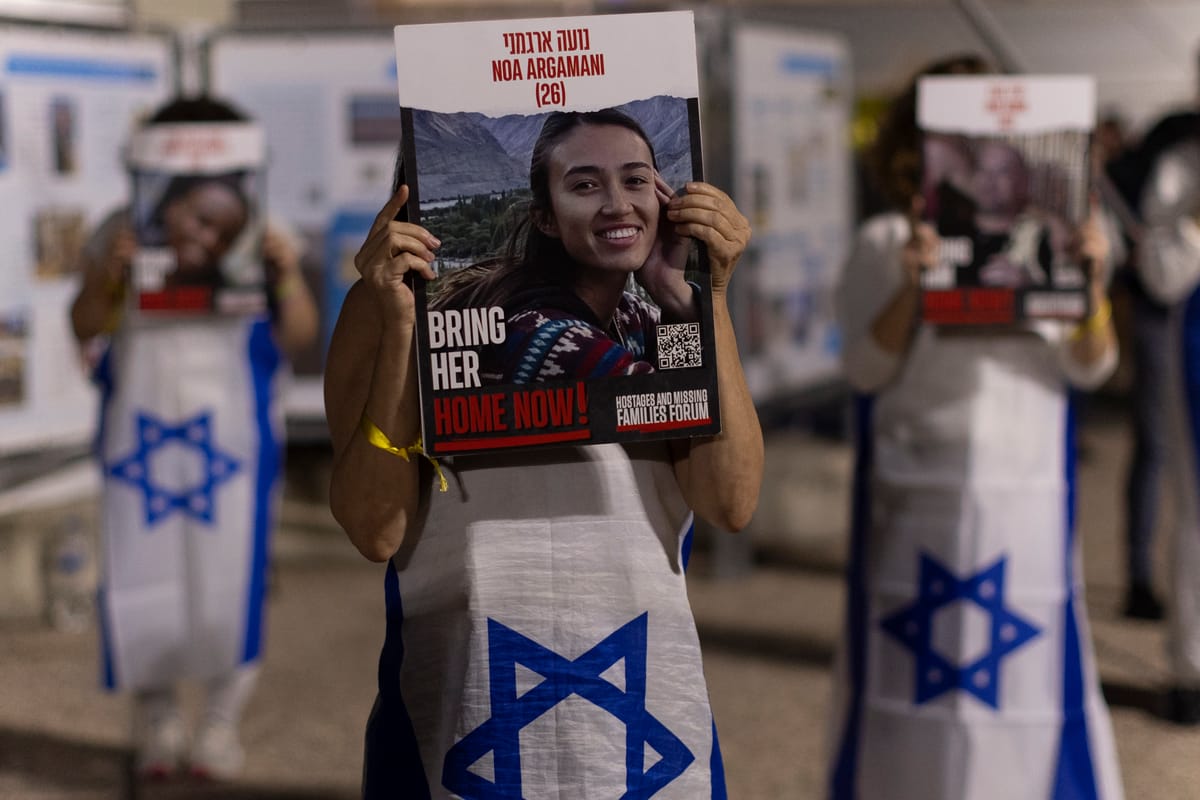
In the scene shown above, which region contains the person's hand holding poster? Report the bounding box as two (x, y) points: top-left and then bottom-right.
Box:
(127, 122), (267, 316)
(917, 75), (1096, 325)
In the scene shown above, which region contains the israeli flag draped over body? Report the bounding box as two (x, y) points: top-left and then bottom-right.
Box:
(829, 333), (1124, 800)
(95, 315), (282, 691)
(364, 443), (726, 799)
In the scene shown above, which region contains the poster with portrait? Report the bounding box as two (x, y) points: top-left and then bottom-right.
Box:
(127, 122), (267, 316)
(394, 11), (718, 457)
(917, 75), (1095, 325)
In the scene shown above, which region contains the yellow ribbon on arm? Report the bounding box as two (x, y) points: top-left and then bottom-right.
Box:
(1069, 298), (1113, 342)
(359, 413), (448, 492)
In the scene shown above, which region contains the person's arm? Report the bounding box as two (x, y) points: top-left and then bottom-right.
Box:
(325, 186), (439, 561)
(70, 214), (134, 342)
(665, 182), (764, 533)
(837, 211), (935, 393)
(262, 225), (319, 359)
(868, 222), (935, 353)
(1138, 143), (1200, 305)
(1059, 208), (1118, 388)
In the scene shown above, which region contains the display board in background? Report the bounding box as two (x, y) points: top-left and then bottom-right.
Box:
(208, 32), (401, 429)
(0, 25), (173, 455)
(728, 24), (852, 405)
(0, 0), (127, 26)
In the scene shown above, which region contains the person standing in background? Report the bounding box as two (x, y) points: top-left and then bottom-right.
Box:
(829, 54), (1125, 799)
(1135, 47), (1200, 725)
(1105, 107), (1180, 622)
(69, 96), (319, 780)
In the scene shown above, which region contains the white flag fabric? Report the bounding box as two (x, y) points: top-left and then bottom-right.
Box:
(829, 329), (1124, 800)
(95, 313), (283, 690)
(363, 444), (727, 798)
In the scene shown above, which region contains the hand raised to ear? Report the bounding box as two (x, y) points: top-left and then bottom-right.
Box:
(663, 181), (751, 295)
(635, 173), (695, 316)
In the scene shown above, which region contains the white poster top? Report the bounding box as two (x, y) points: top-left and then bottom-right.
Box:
(127, 122), (265, 174)
(918, 75), (1096, 135)
(394, 11), (698, 116)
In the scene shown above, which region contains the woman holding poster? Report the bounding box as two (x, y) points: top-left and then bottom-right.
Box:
(69, 96), (318, 782)
(324, 156), (763, 798)
(828, 55), (1124, 799)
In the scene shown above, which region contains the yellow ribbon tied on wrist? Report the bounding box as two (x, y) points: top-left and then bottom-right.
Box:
(1069, 298), (1112, 342)
(359, 413), (448, 492)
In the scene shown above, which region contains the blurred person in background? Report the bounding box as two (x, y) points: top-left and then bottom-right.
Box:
(828, 54), (1125, 799)
(1134, 46), (1200, 725)
(69, 95), (318, 781)
(1105, 107), (1177, 623)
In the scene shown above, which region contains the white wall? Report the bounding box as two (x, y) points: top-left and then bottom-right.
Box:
(742, 0), (1199, 136)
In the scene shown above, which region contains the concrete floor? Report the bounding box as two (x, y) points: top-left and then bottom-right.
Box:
(1, 403), (1198, 799)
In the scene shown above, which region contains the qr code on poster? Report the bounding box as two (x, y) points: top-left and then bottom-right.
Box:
(656, 323), (702, 370)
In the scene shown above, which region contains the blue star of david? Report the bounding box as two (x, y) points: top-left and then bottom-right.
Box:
(442, 612), (694, 799)
(106, 411), (241, 527)
(880, 554), (1040, 708)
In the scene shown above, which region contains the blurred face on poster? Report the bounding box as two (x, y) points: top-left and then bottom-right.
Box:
(922, 134), (976, 235)
(540, 123), (660, 278)
(972, 141), (1030, 224)
(162, 179), (249, 284)
(923, 134), (973, 199)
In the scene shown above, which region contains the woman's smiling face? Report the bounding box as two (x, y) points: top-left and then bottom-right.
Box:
(539, 123), (659, 277)
(164, 181), (248, 277)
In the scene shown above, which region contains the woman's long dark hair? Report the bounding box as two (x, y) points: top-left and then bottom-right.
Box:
(428, 108), (658, 311)
(870, 54), (990, 210)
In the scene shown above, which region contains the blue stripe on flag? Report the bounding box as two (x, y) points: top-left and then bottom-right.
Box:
(1051, 394), (1099, 799)
(91, 346), (114, 457)
(94, 347), (118, 689)
(681, 520), (694, 573)
(710, 717), (727, 799)
(830, 394), (873, 799)
(241, 320), (280, 662)
(7, 54), (157, 82)
(96, 585), (117, 690)
(363, 561), (431, 798)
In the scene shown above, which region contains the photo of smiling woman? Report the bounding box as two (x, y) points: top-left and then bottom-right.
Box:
(428, 107), (700, 385)
(132, 170), (259, 291)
